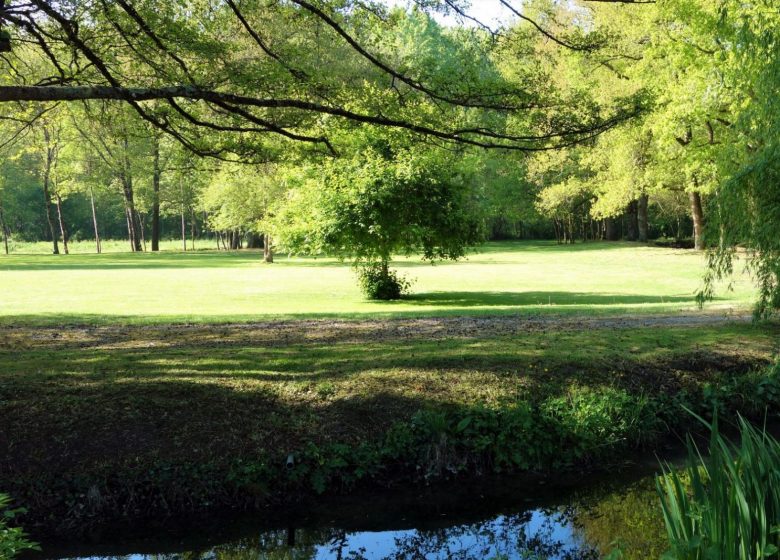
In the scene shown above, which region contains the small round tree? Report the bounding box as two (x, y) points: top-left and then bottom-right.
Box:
(273, 144), (484, 300)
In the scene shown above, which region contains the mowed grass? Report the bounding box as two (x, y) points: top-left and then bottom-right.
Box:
(0, 241), (758, 324)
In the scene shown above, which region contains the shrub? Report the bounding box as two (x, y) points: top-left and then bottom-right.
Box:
(356, 261), (411, 300)
(0, 494), (39, 559)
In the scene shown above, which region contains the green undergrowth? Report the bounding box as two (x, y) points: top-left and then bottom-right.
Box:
(10, 361), (780, 539)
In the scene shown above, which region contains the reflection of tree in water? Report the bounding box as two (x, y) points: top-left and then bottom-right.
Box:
(72, 510), (598, 560)
(306, 511), (597, 560)
(373, 512), (598, 560)
(567, 479), (668, 560)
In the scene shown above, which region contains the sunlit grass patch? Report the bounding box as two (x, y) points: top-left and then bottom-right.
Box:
(0, 241), (757, 324)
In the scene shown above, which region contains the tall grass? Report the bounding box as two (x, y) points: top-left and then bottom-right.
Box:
(657, 414), (780, 559)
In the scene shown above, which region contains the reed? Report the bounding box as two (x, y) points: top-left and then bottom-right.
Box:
(657, 414), (780, 559)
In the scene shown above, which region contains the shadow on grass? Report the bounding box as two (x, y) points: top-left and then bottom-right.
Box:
(405, 291), (697, 307)
(0, 319), (774, 539)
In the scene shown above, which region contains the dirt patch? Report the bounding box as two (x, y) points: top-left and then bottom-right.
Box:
(0, 311), (756, 352)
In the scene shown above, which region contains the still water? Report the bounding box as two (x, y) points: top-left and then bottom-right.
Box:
(28, 462), (671, 560)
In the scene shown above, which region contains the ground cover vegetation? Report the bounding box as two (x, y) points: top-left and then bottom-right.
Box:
(0, 0), (780, 556)
(0, 317), (778, 539)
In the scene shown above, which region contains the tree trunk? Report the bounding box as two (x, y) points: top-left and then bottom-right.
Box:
(89, 186), (101, 254)
(231, 230), (240, 250)
(190, 207), (196, 251)
(0, 201), (9, 254)
(121, 175), (142, 252)
(54, 193), (69, 254)
(263, 233), (273, 263)
(151, 134), (161, 252)
(637, 194), (649, 242)
(689, 190), (705, 250)
(120, 134), (142, 252)
(179, 178), (187, 251)
(138, 211), (147, 252)
(625, 201), (639, 241)
(42, 129), (59, 255)
(42, 181), (59, 253)
(124, 204), (133, 251)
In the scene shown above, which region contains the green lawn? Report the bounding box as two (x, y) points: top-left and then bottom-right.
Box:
(0, 241), (757, 323)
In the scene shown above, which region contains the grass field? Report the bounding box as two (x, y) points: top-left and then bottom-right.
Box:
(0, 241), (757, 323)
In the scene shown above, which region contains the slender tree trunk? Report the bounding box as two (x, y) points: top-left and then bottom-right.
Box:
(42, 129), (59, 255)
(54, 193), (69, 254)
(0, 202), (9, 254)
(151, 134), (161, 252)
(264, 233), (273, 263)
(138, 211), (147, 252)
(89, 186), (101, 254)
(181, 207), (186, 251)
(120, 135), (142, 252)
(689, 190), (705, 251)
(124, 203), (133, 251)
(42, 178), (59, 254)
(625, 201), (639, 241)
(121, 176), (142, 252)
(179, 180), (187, 251)
(190, 207), (196, 251)
(637, 194), (649, 242)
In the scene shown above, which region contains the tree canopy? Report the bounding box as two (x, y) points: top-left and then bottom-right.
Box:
(0, 0), (642, 157)
(0, 0), (778, 312)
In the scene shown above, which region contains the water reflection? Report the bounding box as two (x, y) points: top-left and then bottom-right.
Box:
(36, 463), (675, 560)
(56, 509), (599, 559)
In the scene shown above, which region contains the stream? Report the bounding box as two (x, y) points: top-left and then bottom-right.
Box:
(25, 452), (677, 560)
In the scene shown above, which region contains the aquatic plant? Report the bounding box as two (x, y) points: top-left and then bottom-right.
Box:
(657, 414), (780, 559)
